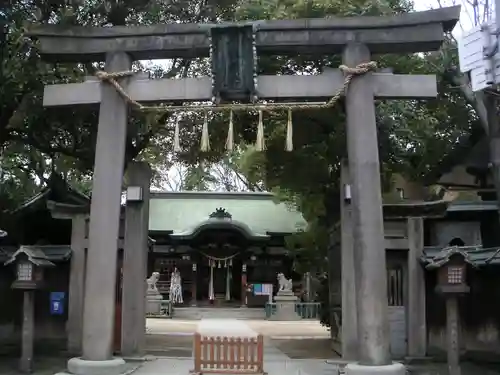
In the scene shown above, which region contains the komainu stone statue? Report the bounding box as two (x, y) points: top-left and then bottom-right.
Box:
(273, 272), (300, 321)
(147, 271), (160, 293)
(277, 272), (293, 292)
(146, 272), (163, 315)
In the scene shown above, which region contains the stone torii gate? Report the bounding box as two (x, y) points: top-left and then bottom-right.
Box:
(29, 6), (459, 375)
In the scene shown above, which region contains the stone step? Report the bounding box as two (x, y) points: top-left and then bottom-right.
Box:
(173, 307), (266, 320)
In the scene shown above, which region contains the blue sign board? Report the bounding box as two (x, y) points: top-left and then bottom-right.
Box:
(253, 284), (262, 294)
(50, 292), (65, 315)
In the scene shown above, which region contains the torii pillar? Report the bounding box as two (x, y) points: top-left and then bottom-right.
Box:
(342, 43), (401, 374)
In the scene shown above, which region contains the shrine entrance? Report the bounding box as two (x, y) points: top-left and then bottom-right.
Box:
(191, 228), (245, 305)
(168, 209), (272, 307)
(196, 243), (243, 306)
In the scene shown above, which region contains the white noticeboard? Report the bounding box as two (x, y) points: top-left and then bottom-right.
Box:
(458, 22), (500, 92)
(470, 59), (500, 92)
(458, 24), (485, 73)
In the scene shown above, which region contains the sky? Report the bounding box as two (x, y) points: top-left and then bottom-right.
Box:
(414, 0), (483, 34)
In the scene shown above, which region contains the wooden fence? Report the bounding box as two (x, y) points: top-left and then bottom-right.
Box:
(192, 333), (265, 374)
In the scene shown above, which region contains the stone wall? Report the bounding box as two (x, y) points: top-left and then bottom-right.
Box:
(426, 267), (500, 358)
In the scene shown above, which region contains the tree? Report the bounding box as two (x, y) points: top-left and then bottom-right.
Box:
(0, 0), (242, 209)
(218, 0), (479, 333)
(152, 150), (263, 192)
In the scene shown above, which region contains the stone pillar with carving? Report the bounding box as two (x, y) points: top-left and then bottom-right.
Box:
(191, 263), (197, 307)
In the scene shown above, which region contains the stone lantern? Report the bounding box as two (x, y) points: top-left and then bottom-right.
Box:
(427, 248), (472, 375)
(4, 246), (55, 373)
(435, 254), (470, 294)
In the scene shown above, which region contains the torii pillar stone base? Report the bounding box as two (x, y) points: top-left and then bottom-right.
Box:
(345, 363), (406, 375)
(55, 358), (126, 375)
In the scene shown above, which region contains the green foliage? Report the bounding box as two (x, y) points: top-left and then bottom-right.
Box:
(230, 0), (479, 330)
(0, 0), (242, 209)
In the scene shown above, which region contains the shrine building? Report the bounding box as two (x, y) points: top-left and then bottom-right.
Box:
(147, 191), (307, 306)
(0, 177), (308, 311)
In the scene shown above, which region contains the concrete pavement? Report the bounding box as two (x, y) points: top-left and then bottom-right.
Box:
(136, 319), (339, 375)
(146, 318), (331, 339)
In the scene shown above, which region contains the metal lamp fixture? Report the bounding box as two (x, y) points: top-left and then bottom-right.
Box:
(344, 183), (352, 202)
(126, 186), (143, 202)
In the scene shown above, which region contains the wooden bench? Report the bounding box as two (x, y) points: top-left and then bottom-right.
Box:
(192, 319), (265, 375)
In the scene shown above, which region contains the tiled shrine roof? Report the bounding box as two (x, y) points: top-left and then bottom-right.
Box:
(422, 246), (500, 268)
(4, 245), (56, 267)
(0, 245), (71, 264)
(10, 174), (89, 215)
(382, 200), (449, 218)
(149, 191), (308, 236)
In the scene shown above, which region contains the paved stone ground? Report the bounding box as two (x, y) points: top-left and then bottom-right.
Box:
(407, 363), (500, 375)
(139, 319), (341, 375)
(146, 319), (331, 339)
(0, 357), (67, 375)
(271, 338), (338, 359)
(145, 318), (334, 359)
(145, 334), (192, 357)
(2, 319), (500, 374)
(146, 319), (338, 359)
(134, 339), (341, 375)
(139, 319), (500, 375)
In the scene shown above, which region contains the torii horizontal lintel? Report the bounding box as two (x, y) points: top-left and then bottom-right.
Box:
(28, 6), (459, 38)
(28, 6), (460, 62)
(43, 72), (437, 107)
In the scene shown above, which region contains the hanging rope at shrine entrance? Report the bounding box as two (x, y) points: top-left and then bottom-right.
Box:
(198, 251), (239, 268)
(197, 251), (240, 302)
(95, 61), (377, 153)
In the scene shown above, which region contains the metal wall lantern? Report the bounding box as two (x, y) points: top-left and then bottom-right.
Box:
(344, 184), (352, 202)
(126, 186), (143, 202)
